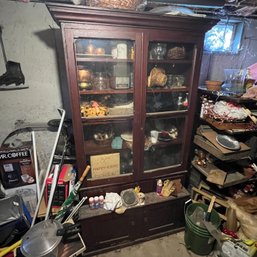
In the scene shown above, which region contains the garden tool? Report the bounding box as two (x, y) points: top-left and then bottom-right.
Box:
(55, 165), (90, 222)
(0, 26), (25, 89)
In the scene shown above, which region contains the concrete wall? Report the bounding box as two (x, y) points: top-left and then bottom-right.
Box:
(199, 18), (257, 85)
(0, 0), (64, 177)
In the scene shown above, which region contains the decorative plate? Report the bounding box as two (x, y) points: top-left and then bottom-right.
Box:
(121, 133), (133, 142)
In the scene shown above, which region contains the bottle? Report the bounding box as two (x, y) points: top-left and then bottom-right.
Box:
(182, 93), (188, 108)
(156, 179), (163, 195)
(89, 197), (94, 209)
(130, 46), (135, 60)
(94, 196), (99, 209)
(177, 95), (183, 110)
(99, 195), (104, 208)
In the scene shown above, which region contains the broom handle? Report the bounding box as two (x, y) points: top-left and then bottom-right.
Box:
(0, 26), (8, 65)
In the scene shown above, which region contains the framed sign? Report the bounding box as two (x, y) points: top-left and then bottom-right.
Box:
(90, 153), (120, 179)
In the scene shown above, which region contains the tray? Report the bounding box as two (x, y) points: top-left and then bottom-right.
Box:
(216, 134), (241, 151)
(203, 117), (256, 132)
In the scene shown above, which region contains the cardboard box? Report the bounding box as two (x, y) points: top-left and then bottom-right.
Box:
(45, 164), (75, 208)
(0, 142), (35, 189)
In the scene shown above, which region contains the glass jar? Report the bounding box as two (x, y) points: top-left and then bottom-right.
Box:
(93, 72), (110, 90)
(150, 43), (167, 60)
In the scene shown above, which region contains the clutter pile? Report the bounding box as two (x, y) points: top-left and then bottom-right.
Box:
(186, 184), (257, 257)
(0, 109), (87, 257)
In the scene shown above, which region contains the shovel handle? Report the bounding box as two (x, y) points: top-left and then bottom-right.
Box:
(243, 108), (257, 124)
(207, 196), (216, 213)
(79, 165), (90, 182)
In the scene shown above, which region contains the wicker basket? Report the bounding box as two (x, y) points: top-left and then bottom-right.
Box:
(167, 46), (186, 60)
(205, 80), (222, 91)
(86, 0), (143, 10)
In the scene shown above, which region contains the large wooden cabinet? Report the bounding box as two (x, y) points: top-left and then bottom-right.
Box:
(47, 3), (217, 255)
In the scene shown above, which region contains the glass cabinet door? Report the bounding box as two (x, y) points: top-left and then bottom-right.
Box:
(75, 37), (135, 180)
(143, 40), (195, 172)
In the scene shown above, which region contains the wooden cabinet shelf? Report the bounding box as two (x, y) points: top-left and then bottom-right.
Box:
(148, 59), (192, 64)
(198, 87), (257, 104)
(192, 161), (249, 188)
(192, 88), (257, 192)
(146, 87), (189, 93)
(79, 89), (134, 95)
(76, 57), (134, 63)
(81, 115), (134, 124)
(202, 117), (257, 134)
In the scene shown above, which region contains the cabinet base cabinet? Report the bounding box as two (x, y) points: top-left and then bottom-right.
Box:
(79, 192), (189, 256)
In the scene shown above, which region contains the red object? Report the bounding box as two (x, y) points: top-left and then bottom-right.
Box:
(222, 227), (238, 239)
(45, 164), (73, 208)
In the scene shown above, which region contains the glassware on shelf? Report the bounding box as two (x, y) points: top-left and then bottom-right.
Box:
(86, 42), (95, 55)
(117, 42), (128, 59)
(93, 72), (110, 90)
(172, 75), (185, 87)
(166, 74), (173, 87)
(150, 43), (167, 60)
(222, 69), (247, 94)
(95, 47), (105, 55)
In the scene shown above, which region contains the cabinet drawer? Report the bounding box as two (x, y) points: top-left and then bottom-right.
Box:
(144, 198), (187, 236)
(81, 212), (133, 251)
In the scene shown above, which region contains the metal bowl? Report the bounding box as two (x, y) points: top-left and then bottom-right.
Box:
(216, 134), (241, 151)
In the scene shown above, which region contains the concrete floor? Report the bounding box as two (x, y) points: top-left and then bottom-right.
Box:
(95, 231), (216, 257)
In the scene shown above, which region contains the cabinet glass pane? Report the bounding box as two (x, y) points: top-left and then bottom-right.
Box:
(147, 41), (194, 114)
(146, 91), (188, 112)
(143, 117), (184, 172)
(75, 38), (135, 180)
(75, 38), (134, 91)
(83, 122), (133, 180)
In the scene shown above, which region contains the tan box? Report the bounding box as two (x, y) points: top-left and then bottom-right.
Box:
(90, 153), (120, 179)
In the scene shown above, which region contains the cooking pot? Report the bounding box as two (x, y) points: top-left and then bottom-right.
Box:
(20, 220), (63, 257)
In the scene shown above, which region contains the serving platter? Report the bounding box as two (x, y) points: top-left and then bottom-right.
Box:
(216, 134), (241, 151)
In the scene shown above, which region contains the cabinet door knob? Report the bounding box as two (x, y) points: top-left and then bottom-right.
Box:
(131, 221), (135, 226)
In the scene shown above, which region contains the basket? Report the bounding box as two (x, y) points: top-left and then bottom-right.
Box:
(205, 80), (222, 91)
(167, 46), (186, 60)
(86, 0), (143, 10)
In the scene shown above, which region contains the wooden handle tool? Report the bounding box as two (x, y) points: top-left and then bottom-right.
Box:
(205, 196), (216, 221)
(79, 165), (90, 182)
(243, 108), (257, 124)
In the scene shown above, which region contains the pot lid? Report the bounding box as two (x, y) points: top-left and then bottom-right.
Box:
(20, 220), (63, 257)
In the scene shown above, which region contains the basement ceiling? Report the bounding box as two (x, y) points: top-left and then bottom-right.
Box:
(18, 0), (257, 19)
(146, 0), (257, 19)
